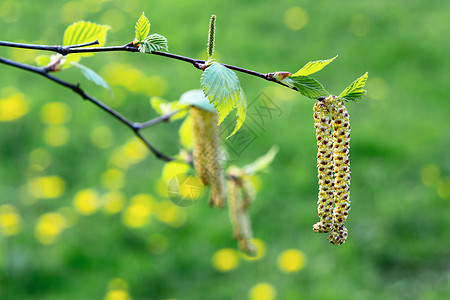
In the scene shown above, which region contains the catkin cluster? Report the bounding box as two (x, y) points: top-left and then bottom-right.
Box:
(190, 106), (226, 207)
(313, 95), (351, 245)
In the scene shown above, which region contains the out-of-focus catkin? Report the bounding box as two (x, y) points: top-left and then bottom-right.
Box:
(227, 174), (257, 256)
(327, 95), (351, 245)
(190, 106), (226, 207)
(312, 101), (334, 233)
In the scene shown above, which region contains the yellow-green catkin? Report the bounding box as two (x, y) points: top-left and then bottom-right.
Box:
(190, 106), (226, 207)
(227, 175), (257, 256)
(327, 95), (351, 245)
(207, 14), (216, 60)
(312, 101), (335, 233)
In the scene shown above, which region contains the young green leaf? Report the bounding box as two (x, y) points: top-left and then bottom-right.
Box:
(62, 21), (111, 66)
(35, 55), (51, 67)
(138, 34), (168, 53)
(242, 146), (279, 175)
(178, 89), (216, 113)
(284, 76), (329, 99)
(292, 55), (338, 77)
(226, 89), (247, 139)
(179, 115), (193, 150)
(338, 72), (368, 102)
(201, 62), (241, 122)
(71, 62), (112, 96)
(135, 12), (150, 42)
(150, 97), (187, 120)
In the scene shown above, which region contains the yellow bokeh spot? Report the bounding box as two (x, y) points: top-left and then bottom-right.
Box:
(0, 93), (29, 122)
(123, 139), (148, 162)
(0, 1), (22, 22)
(74, 189), (99, 215)
(162, 161), (190, 183)
(100, 10), (125, 32)
(35, 212), (67, 244)
(40, 102), (71, 125)
(103, 191), (126, 214)
(277, 249), (306, 273)
(0, 205), (22, 236)
(102, 168), (125, 191)
(421, 164), (440, 186)
(367, 77), (388, 100)
(155, 200), (186, 227)
(122, 194), (155, 228)
(28, 176), (66, 199)
(242, 238), (266, 261)
(104, 289), (130, 300)
(155, 178), (169, 198)
(43, 125), (70, 147)
(29, 148), (51, 170)
(107, 278), (129, 291)
(283, 7), (309, 31)
(437, 178), (450, 200)
(148, 233), (168, 255)
(350, 14), (371, 37)
(249, 283), (277, 300)
(91, 126), (114, 149)
(212, 248), (240, 272)
(61, 1), (86, 23)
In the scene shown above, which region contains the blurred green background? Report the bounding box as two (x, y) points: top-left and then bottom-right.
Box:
(0, 0), (449, 299)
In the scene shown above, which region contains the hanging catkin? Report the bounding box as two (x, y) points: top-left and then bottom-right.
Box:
(190, 106), (226, 207)
(227, 173), (257, 256)
(327, 96), (351, 245)
(312, 101), (335, 233)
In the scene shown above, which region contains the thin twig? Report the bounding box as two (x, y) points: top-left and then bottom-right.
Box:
(0, 41), (297, 91)
(0, 56), (173, 162)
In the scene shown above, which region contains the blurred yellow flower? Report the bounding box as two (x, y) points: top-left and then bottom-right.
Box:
(148, 233), (168, 255)
(122, 194), (155, 228)
(40, 102), (71, 125)
(162, 161), (190, 184)
(103, 191), (126, 214)
(28, 175), (66, 199)
(73, 189), (99, 215)
(107, 278), (129, 291)
(421, 164), (440, 186)
(283, 7), (308, 31)
(123, 139), (148, 162)
(102, 168), (125, 191)
(43, 125), (70, 147)
(155, 200), (186, 227)
(104, 289), (130, 300)
(35, 212), (67, 244)
(91, 126), (114, 149)
(242, 238), (266, 261)
(249, 283), (277, 300)
(0, 92), (29, 122)
(212, 248), (240, 272)
(29, 148), (51, 170)
(0, 205), (22, 236)
(61, 1), (86, 23)
(277, 249), (306, 273)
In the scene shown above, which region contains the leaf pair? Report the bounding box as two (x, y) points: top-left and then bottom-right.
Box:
(275, 56), (368, 102)
(134, 13), (169, 53)
(36, 21), (112, 94)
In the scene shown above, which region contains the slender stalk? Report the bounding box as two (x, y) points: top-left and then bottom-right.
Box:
(0, 41), (297, 91)
(0, 56), (173, 162)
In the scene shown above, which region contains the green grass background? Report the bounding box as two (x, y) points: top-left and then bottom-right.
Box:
(0, 0), (449, 299)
